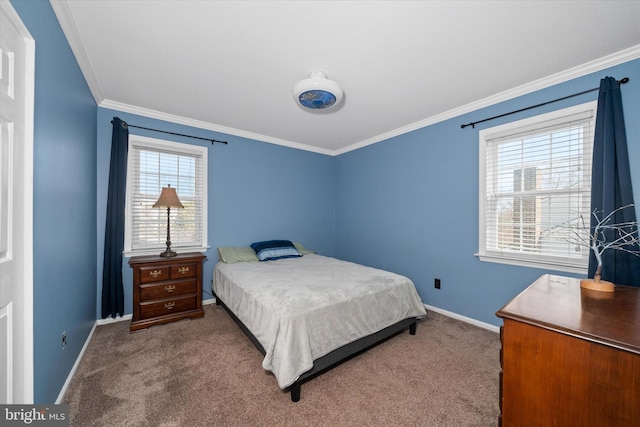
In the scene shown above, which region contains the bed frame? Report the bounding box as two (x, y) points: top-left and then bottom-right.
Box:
(215, 296), (419, 402)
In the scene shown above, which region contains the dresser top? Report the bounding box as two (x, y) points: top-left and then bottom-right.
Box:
(496, 274), (640, 354)
(128, 251), (206, 265)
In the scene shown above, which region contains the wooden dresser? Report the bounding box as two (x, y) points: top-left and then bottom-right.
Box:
(496, 274), (640, 426)
(129, 252), (206, 332)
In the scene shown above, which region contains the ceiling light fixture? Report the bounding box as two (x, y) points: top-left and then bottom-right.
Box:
(293, 71), (343, 110)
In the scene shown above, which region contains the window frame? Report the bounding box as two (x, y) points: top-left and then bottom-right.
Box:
(477, 101), (597, 274)
(123, 135), (208, 257)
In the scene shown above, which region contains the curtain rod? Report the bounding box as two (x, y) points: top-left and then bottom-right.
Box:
(120, 121), (228, 145)
(460, 77), (629, 129)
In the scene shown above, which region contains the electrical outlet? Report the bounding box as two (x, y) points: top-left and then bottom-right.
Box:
(434, 278), (441, 289)
(62, 331), (67, 349)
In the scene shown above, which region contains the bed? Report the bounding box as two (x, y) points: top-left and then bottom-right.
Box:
(212, 241), (427, 402)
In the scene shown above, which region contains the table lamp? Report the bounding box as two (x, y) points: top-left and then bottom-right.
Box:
(153, 184), (184, 257)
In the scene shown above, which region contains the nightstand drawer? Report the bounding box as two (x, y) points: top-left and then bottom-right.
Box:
(170, 263), (197, 279)
(139, 294), (197, 319)
(139, 266), (170, 283)
(140, 279), (197, 301)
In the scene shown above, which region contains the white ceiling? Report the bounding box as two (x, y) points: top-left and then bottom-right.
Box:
(51, 1), (640, 155)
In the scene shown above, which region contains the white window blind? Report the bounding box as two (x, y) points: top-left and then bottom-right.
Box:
(478, 102), (597, 272)
(125, 136), (207, 255)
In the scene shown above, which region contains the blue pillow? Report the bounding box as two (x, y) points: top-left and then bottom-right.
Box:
(250, 240), (302, 261)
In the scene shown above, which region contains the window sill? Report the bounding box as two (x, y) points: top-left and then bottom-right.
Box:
(124, 245), (209, 258)
(475, 252), (587, 275)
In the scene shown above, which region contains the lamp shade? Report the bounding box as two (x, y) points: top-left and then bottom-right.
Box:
(153, 186), (184, 208)
(293, 71), (343, 110)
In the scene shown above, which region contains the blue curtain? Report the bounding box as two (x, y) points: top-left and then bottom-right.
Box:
(589, 77), (640, 287)
(102, 118), (129, 318)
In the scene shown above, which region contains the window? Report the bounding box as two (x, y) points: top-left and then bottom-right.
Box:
(478, 101), (597, 273)
(124, 135), (208, 256)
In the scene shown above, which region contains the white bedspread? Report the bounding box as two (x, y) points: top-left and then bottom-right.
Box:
(213, 253), (427, 389)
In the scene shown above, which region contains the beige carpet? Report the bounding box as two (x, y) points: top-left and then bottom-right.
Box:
(63, 305), (500, 426)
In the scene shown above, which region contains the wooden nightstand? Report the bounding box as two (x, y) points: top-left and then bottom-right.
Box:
(129, 252), (206, 332)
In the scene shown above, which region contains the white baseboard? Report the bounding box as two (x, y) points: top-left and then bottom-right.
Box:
(96, 313), (132, 326)
(57, 313), (131, 403)
(55, 321), (97, 404)
(424, 304), (500, 333)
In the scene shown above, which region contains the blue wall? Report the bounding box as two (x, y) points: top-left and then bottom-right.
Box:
(11, 0), (640, 404)
(336, 59), (640, 326)
(11, 0), (98, 403)
(96, 109), (336, 316)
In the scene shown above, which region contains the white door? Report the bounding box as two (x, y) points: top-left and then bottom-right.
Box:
(0, 1), (35, 404)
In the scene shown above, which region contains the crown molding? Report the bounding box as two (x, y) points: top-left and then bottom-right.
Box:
(335, 44), (640, 155)
(105, 36), (638, 158)
(99, 99), (335, 156)
(49, 0), (104, 104)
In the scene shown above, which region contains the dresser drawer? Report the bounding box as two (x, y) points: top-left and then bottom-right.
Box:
(170, 262), (197, 279)
(139, 294), (197, 319)
(140, 279), (197, 301)
(139, 265), (170, 283)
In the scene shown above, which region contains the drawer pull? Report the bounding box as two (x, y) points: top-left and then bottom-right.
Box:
(164, 285), (176, 293)
(164, 302), (175, 310)
(178, 266), (190, 275)
(149, 270), (162, 278)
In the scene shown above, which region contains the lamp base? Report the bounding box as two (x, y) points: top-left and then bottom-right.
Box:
(159, 249), (177, 257)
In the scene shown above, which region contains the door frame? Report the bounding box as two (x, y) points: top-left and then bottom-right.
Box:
(0, 0), (35, 404)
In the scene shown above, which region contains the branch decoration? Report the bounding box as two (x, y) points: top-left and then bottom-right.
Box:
(574, 204), (640, 283)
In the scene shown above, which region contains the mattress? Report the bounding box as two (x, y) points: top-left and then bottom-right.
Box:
(213, 253), (427, 388)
